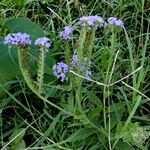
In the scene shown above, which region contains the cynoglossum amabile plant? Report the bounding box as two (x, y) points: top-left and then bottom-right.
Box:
(4, 33), (39, 93)
(3, 32), (71, 115)
(3, 33), (53, 96)
(55, 15), (126, 127)
(3, 15), (126, 123)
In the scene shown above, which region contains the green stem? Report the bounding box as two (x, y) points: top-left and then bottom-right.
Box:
(103, 85), (107, 129)
(84, 28), (95, 76)
(37, 49), (46, 94)
(87, 29), (95, 60)
(76, 25), (87, 111)
(64, 40), (71, 66)
(103, 28), (116, 129)
(77, 25), (87, 75)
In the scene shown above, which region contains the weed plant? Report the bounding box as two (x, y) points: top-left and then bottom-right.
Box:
(0, 0), (150, 150)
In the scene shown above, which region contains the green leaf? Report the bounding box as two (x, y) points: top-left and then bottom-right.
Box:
(10, 140), (26, 150)
(86, 91), (102, 106)
(0, 18), (6, 26)
(4, 18), (44, 42)
(66, 128), (95, 143)
(106, 101), (126, 113)
(0, 37), (21, 80)
(86, 91), (103, 121)
(116, 140), (134, 150)
(116, 122), (149, 149)
(14, 0), (25, 7)
(9, 128), (25, 145)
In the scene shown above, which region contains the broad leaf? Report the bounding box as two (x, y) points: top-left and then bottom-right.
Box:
(4, 18), (44, 43)
(0, 37), (21, 80)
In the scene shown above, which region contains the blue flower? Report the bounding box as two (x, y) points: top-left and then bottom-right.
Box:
(86, 70), (92, 79)
(35, 37), (51, 51)
(79, 15), (104, 29)
(107, 17), (124, 28)
(52, 62), (69, 82)
(4, 33), (31, 46)
(70, 54), (78, 67)
(59, 26), (74, 39)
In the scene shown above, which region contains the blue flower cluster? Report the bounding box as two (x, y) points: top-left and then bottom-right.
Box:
(79, 15), (105, 29)
(4, 33), (51, 51)
(52, 54), (93, 82)
(52, 62), (69, 82)
(78, 16), (124, 28)
(4, 33), (31, 46)
(59, 16), (124, 39)
(35, 37), (51, 51)
(107, 17), (124, 28)
(59, 26), (74, 40)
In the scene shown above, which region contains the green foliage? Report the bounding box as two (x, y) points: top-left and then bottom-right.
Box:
(36, 50), (46, 94)
(0, 0), (150, 149)
(14, 0), (25, 7)
(4, 18), (44, 42)
(0, 37), (21, 80)
(25, 0), (55, 5)
(66, 128), (95, 143)
(116, 122), (149, 149)
(9, 128), (26, 150)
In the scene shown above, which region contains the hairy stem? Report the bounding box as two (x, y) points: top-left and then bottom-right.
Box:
(76, 25), (87, 111)
(37, 49), (46, 94)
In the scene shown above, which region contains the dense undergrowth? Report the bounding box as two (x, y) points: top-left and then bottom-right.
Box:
(0, 0), (150, 150)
